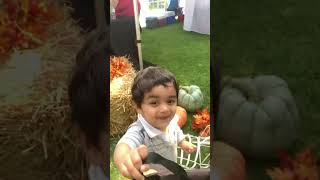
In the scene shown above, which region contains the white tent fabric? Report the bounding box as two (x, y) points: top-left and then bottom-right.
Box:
(183, 0), (210, 35)
(139, 0), (150, 28)
(139, 0), (173, 28)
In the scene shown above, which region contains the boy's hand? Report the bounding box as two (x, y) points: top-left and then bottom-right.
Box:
(180, 140), (197, 153)
(118, 145), (149, 180)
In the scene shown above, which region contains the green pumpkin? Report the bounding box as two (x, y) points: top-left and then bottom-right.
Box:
(178, 85), (203, 112)
(217, 75), (299, 159)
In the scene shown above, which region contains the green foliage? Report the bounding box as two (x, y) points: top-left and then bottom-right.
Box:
(142, 24), (210, 108)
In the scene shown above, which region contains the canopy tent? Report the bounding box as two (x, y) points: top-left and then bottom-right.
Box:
(183, 0), (210, 35)
(139, 0), (181, 28)
(139, 0), (210, 35)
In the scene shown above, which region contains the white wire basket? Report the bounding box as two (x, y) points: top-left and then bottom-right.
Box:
(177, 134), (210, 170)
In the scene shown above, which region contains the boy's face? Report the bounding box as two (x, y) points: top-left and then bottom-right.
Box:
(137, 82), (177, 132)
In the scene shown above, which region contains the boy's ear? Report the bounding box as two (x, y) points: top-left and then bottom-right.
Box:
(133, 102), (142, 114)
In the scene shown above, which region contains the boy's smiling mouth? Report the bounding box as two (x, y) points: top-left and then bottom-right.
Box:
(158, 116), (171, 121)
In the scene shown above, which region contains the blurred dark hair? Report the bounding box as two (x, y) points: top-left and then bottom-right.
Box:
(131, 66), (179, 108)
(68, 28), (112, 149)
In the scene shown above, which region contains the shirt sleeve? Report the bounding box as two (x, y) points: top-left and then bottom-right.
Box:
(117, 123), (144, 149)
(176, 125), (186, 143)
(171, 116), (185, 143)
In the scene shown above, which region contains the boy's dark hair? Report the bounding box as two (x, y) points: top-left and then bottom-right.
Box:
(131, 66), (179, 108)
(68, 29), (112, 149)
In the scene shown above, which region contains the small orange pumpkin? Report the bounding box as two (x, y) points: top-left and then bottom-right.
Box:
(213, 141), (246, 180)
(176, 106), (187, 128)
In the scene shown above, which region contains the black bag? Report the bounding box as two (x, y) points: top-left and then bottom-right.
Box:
(143, 152), (190, 180)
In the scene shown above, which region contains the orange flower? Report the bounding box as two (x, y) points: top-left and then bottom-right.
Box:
(110, 56), (130, 80)
(266, 147), (319, 180)
(296, 148), (317, 167)
(191, 107), (210, 132)
(0, 0), (61, 55)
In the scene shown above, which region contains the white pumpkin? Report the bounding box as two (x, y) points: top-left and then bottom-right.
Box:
(217, 75), (299, 159)
(178, 85), (203, 112)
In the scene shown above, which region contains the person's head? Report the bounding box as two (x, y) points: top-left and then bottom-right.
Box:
(131, 66), (179, 131)
(68, 28), (112, 150)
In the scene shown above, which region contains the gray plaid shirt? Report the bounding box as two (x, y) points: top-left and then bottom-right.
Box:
(117, 114), (185, 162)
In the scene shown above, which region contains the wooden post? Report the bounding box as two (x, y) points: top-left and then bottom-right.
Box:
(133, 0), (143, 70)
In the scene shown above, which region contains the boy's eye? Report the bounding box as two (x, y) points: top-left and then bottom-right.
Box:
(168, 100), (176, 104)
(149, 101), (158, 105)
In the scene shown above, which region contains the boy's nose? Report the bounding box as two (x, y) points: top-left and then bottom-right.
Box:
(159, 104), (170, 112)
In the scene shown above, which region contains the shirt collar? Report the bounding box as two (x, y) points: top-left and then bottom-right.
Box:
(137, 114), (179, 138)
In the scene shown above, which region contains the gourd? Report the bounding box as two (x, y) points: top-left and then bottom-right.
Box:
(176, 106), (187, 128)
(212, 141), (246, 180)
(178, 85), (203, 112)
(217, 75), (299, 159)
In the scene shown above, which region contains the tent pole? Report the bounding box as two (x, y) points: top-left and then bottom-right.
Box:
(133, 0), (143, 70)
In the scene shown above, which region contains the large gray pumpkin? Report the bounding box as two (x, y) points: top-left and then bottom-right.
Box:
(178, 85), (203, 112)
(216, 75), (299, 159)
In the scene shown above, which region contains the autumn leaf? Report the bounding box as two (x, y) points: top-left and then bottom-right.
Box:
(191, 107), (210, 132)
(296, 148), (317, 167)
(266, 148), (320, 180)
(110, 56), (131, 81)
(276, 149), (295, 170)
(295, 163), (319, 180)
(266, 168), (295, 180)
(0, 0), (61, 55)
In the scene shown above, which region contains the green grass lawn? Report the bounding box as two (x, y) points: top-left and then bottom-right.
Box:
(110, 23), (210, 179)
(213, 0), (320, 179)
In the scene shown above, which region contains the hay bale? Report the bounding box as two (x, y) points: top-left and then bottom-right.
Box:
(24, 86), (88, 180)
(0, 2), (89, 180)
(110, 56), (137, 137)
